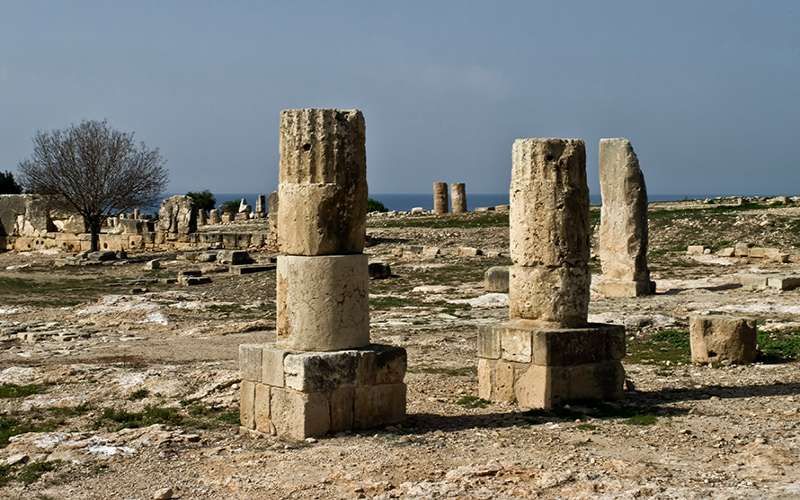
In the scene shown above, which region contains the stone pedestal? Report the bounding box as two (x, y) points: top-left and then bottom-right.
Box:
(242, 109), (406, 439)
(240, 344), (406, 440)
(477, 321), (625, 408)
(433, 181), (449, 215)
(478, 138), (625, 409)
(451, 183), (466, 214)
(690, 315), (757, 365)
(597, 138), (654, 297)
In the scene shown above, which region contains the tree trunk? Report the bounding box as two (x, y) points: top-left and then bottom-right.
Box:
(86, 217), (102, 252)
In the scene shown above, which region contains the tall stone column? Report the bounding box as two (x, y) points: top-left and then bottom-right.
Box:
(239, 109), (406, 439)
(208, 209), (219, 225)
(477, 138), (625, 409)
(451, 183), (467, 214)
(197, 208), (207, 227)
(596, 138), (655, 297)
(433, 181), (449, 215)
(255, 194), (266, 218)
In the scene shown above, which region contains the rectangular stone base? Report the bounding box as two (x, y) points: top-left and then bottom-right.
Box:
(595, 279), (655, 298)
(239, 343), (406, 440)
(477, 320), (625, 409)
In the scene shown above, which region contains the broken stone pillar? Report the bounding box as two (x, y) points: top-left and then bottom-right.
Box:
(132, 208), (140, 220)
(451, 183), (467, 214)
(690, 315), (757, 365)
(255, 194), (266, 218)
(596, 138), (655, 297)
(477, 138), (625, 409)
(240, 109), (406, 439)
(208, 209), (219, 225)
(433, 181), (449, 215)
(197, 208), (207, 227)
(157, 195), (196, 240)
(266, 191), (279, 252)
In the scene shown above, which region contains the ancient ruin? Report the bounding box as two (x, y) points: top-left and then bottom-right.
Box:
(478, 138), (625, 408)
(433, 181), (449, 215)
(596, 138), (655, 297)
(690, 315), (758, 364)
(239, 109), (406, 439)
(255, 193), (266, 218)
(451, 182), (467, 214)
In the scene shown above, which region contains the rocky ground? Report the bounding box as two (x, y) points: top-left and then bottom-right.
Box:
(1, 200), (800, 499)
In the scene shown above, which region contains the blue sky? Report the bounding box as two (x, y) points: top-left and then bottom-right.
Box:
(1, 1), (798, 195)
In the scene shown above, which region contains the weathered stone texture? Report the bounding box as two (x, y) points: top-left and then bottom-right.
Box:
(450, 183), (467, 214)
(690, 315), (757, 365)
(433, 181), (449, 215)
(277, 109), (367, 256)
(508, 264), (589, 327)
(484, 266), (509, 293)
(255, 194), (266, 217)
(276, 255), (369, 351)
(157, 195), (196, 237)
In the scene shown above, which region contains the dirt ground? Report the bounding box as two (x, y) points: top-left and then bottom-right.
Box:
(2, 201), (800, 499)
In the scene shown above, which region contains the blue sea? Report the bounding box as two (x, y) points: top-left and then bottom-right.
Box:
(202, 192), (708, 212)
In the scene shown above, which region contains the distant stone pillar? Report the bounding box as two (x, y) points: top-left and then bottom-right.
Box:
(132, 208), (141, 220)
(266, 191), (279, 251)
(477, 138), (625, 409)
(451, 183), (467, 214)
(239, 109), (406, 440)
(255, 194), (266, 218)
(208, 209), (219, 225)
(433, 181), (449, 215)
(596, 138), (655, 297)
(197, 208), (207, 227)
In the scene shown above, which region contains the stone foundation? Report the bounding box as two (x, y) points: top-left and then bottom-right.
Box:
(240, 343), (406, 440)
(477, 320), (625, 408)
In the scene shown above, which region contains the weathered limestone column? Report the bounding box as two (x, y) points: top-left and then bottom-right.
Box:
(433, 181), (449, 215)
(266, 191), (279, 251)
(197, 208), (207, 227)
(451, 183), (467, 214)
(239, 109), (406, 439)
(477, 138), (625, 409)
(255, 194), (266, 218)
(208, 209), (219, 225)
(596, 138), (655, 297)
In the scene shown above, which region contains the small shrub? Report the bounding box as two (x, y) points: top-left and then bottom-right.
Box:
(186, 190), (216, 211)
(127, 388), (150, 401)
(16, 461), (59, 485)
(455, 395), (490, 409)
(0, 384), (45, 399)
(367, 198), (389, 213)
(220, 200), (240, 215)
(623, 414), (658, 426)
(97, 406), (182, 430)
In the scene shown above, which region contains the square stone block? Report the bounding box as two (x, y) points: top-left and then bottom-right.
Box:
(254, 383), (273, 434)
(330, 385), (355, 432)
(270, 387), (331, 440)
(690, 315), (757, 365)
(356, 345), (407, 385)
(594, 279), (656, 298)
(477, 327), (501, 359)
(354, 384), (406, 429)
(284, 350), (359, 392)
(514, 361), (625, 409)
(240, 380), (256, 430)
(262, 346), (288, 387)
(239, 344), (263, 382)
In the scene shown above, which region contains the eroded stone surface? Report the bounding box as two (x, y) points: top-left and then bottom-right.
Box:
(433, 181), (448, 215)
(690, 315), (757, 365)
(450, 183), (466, 214)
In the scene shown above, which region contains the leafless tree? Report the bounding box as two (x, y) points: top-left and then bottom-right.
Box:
(18, 120), (168, 251)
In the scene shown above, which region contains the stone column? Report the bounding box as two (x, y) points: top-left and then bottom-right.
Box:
(266, 191), (279, 252)
(132, 208), (141, 220)
(240, 109), (406, 440)
(433, 181), (449, 215)
(208, 209), (219, 225)
(451, 183), (467, 214)
(596, 138), (655, 297)
(255, 194), (266, 218)
(197, 208), (207, 227)
(477, 138), (625, 409)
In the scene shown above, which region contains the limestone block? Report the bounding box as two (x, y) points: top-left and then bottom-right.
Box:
(157, 195), (196, 236)
(767, 276), (800, 291)
(433, 181), (449, 215)
(276, 255), (369, 351)
(217, 250), (251, 265)
(734, 242), (751, 257)
(484, 266), (509, 293)
(278, 109), (367, 256)
(422, 246), (441, 258)
(283, 350), (359, 392)
(354, 383), (406, 428)
(355, 345), (407, 385)
(598, 138), (651, 284)
(510, 138), (589, 267)
(451, 183), (467, 214)
(509, 265), (589, 327)
(239, 380), (256, 430)
(254, 383), (273, 434)
(738, 274), (771, 290)
(690, 315), (757, 365)
(477, 358), (494, 400)
(530, 324), (626, 366)
(330, 385), (355, 432)
(458, 247), (482, 257)
(477, 327), (501, 359)
(239, 344), (263, 382)
(717, 247), (735, 257)
(278, 182), (366, 256)
(261, 346), (287, 387)
(686, 245), (707, 255)
(594, 279), (656, 298)
(514, 361), (625, 409)
(270, 387), (330, 440)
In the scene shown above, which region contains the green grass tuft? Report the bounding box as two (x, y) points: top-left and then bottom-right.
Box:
(127, 388), (150, 401)
(455, 395), (490, 409)
(623, 414), (658, 426)
(627, 329), (691, 365)
(758, 330), (800, 362)
(16, 461), (60, 485)
(0, 384), (46, 399)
